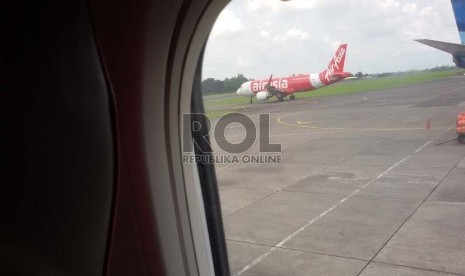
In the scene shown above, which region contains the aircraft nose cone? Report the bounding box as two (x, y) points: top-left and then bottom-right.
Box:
(236, 87), (242, 95)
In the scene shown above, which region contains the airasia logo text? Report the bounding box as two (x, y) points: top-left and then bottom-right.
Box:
(251, 79), (288, 92)
(324, 47), (345, 82)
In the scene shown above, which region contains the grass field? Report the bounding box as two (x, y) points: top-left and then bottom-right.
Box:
(204, 69), (464, 118)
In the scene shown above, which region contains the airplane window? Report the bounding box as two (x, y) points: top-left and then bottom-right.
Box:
(197, 0), (465, 275)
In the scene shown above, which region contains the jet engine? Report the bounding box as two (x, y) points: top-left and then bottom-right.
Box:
(256, 91), (271, 101)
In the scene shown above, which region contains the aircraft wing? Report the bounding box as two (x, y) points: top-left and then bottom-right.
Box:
(415, 39), (465, 55)
(266, 85), (288, 97)
(264, 74), (288, 98)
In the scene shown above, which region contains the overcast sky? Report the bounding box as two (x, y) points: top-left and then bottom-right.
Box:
(202, 0), (460, 80)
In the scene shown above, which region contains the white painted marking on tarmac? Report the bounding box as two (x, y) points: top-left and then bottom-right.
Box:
(414, 126), (453, 153)
(235, 125), (454, 276)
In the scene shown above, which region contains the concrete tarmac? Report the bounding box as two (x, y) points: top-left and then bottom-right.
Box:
(210, 76), (465, 276)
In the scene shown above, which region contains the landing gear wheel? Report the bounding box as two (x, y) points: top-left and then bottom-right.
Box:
(290, 95), (296, 101)
(458, 134), (465, 144)
(277, 97), (283, 102)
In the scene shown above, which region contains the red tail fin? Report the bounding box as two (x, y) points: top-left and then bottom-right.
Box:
(321, 44), (348, 84)
(326, 44), (347, 73)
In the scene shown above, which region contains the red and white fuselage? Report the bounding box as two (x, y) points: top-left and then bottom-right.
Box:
(236, 44), (350, 101)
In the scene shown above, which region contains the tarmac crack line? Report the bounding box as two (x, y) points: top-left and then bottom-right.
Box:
(221, 137), (386, 221)
(356, 128), (464, 276)
(235, 125), (454, 276)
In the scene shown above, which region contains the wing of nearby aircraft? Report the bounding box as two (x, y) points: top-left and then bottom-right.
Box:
(415, 39), (465, 55)
(416, 0), (465, 68)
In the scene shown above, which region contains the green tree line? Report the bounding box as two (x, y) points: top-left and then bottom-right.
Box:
(202, 74), (249, 95)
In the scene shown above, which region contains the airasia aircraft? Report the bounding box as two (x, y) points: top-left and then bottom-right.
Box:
(236, 44), (350, 103)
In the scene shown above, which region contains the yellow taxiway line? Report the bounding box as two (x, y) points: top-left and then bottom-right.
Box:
(277, 113), (446, 132)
